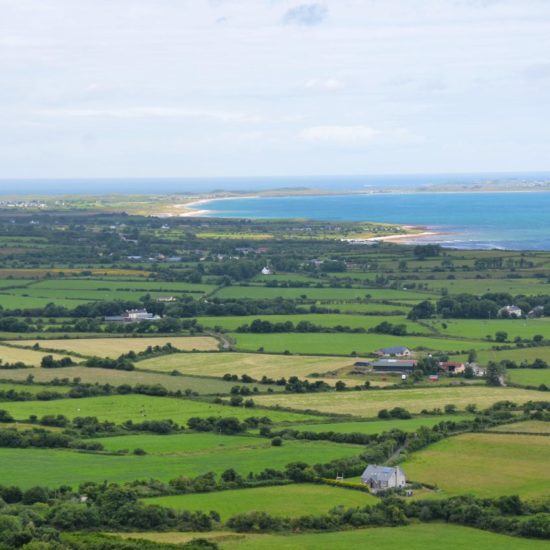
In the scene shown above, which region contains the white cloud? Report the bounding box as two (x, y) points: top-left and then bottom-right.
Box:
(299, 125), (377, 144)
(283, 3), (328, 26)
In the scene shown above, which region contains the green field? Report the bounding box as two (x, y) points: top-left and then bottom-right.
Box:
(0, 438), (364, 489)
(230, 332), (491, 356)
(0, 394), (321, 424)
(254, 386), (541, 417)
(466, 346), (550, 366)
(197, 313), (427, 333)
(284, 414), (474, 435)
(116, 523), (550, 550)
(404, 432), (550, 498)
(145, 484), (377, 519)
(214, 286), (435, 302)
(7, 336), (219, 357)
(507, 368), (550, 386)
(427, 318), (550, 341)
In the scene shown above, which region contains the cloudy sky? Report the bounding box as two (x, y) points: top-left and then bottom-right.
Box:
(1, 0), (549, 179)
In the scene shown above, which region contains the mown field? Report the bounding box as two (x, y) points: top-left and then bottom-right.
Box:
(490, 420), (550, 434)
(116, 523), (550, 550)
(0, 393), (322, 424)
(0, 438), (364, 489)
(138, 352), (355, 381)
(6, 336), (219, 357)
(403, 432), (550, 498)
(144, 484), (377, 519)
(253, 386), (540, 417)
(0, 343), (72, 366)
(465, 346), (550, 365)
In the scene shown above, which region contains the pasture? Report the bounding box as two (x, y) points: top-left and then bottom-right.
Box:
(507, 368), (550, 386)
(284, 414), (473, 435)
(462, 345), (550, 366)
(0, 393), (321, 424)
(6, 336), (219, 357)
(0, 438), (364, 489)
(403, 432), (550, 498)
(490, 420), (550, 434)
(230, 332), (493, 356)
(116, 524), (550, 550)
(145, 484), (377, 519)
(2, 365), (250, 395)
(253, 386), (540, 417)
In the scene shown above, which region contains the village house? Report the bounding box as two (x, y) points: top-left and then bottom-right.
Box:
(497, 305), (523, 318)
(439, 361), (466, 375)
(361, 465), (406, 493)
(466, 362), (486, 377)
(261, 266), (272, 275)
(528, 305), (545, 318)
(376, 346), (411, 357)
(157, 296), (176, 303)
(104, 309), (161, 323)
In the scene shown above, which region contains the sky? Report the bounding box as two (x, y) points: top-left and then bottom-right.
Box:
(1, 0), (550, 180)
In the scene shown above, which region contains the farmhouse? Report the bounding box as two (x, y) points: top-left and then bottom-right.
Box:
(467, 362), (486, 377)
(104, 309), (161, 323)
(439, 361), (465, 375)
(528, 305), (545, 318)
(497, 305), (523, 318)
(376, 346), (411, 357)
(371, 358), (416, 374)
(157, 296), (176, 303)
(361, 465), (406, 493)
(261, 266), (272, 275)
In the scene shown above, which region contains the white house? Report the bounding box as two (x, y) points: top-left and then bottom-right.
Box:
(361, 465), (406, 493)
(497, 305), (523, 318)
(376, 346), (411, 357)
(261, 266), (272, 275)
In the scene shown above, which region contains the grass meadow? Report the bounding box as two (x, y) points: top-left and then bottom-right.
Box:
(0, 394), (322, 424)
(403, 432), (550, 498)
(0, 438), (364, 489)
(490, 420), (550, 433)
(144, 484), (377, 519)
(0, 344), (72, 366)
(253, 386), (540, 417)
(115, 523), (550, 550)
(229, 332), (491, 356)
(507, 368), (550, 386)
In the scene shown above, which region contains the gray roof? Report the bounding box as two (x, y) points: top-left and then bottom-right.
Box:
(378, 346), (409, 354)
(361, 465), (404, 482)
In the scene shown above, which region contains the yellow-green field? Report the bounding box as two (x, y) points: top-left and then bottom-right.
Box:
(138, 352), (355, 381)
(6, 336), (219, 357)
(404, 432), (550, 498)
(490, 420), (550, 434)
(253, 386), (541, 417)
(0, 343), (72, 366)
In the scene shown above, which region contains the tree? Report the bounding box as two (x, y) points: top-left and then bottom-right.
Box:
(486, 361), (505, 386)
(408, 300), (435, 320)
(271, 436), (283, 447)
(495, 331), (508, 343)
(467, 349), (477, 363)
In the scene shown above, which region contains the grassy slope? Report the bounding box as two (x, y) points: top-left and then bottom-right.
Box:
(0, 344), (71, 366)
(144, 484), (377, 519)
(490, 420), (550, 433)
(508, 368), (550, 386)
(403, 432), (550, 498)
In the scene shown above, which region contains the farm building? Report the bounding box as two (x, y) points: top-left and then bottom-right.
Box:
(361, 465), (406, 493)
(439, 361), (465, 375)
(497, 305), (523, 318)
(528, 305), (544, 318)
(371, 359), (416, 374)
(467, 362), (486, 377)
(376, 346), (411, 357)
(104, 309), (161, 323)
(261, 266), (272, 275)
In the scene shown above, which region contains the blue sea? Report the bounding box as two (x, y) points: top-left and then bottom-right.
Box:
(202, 192), (550, 250)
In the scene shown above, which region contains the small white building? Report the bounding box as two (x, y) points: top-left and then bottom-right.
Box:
(497, 305), (523, 318)
(261, 266), (272, 275)
(361, 465), (406, 493)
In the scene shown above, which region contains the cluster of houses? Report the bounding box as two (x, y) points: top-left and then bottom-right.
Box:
(104, 309), (161, 323)
(353, 345), (485, 378)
